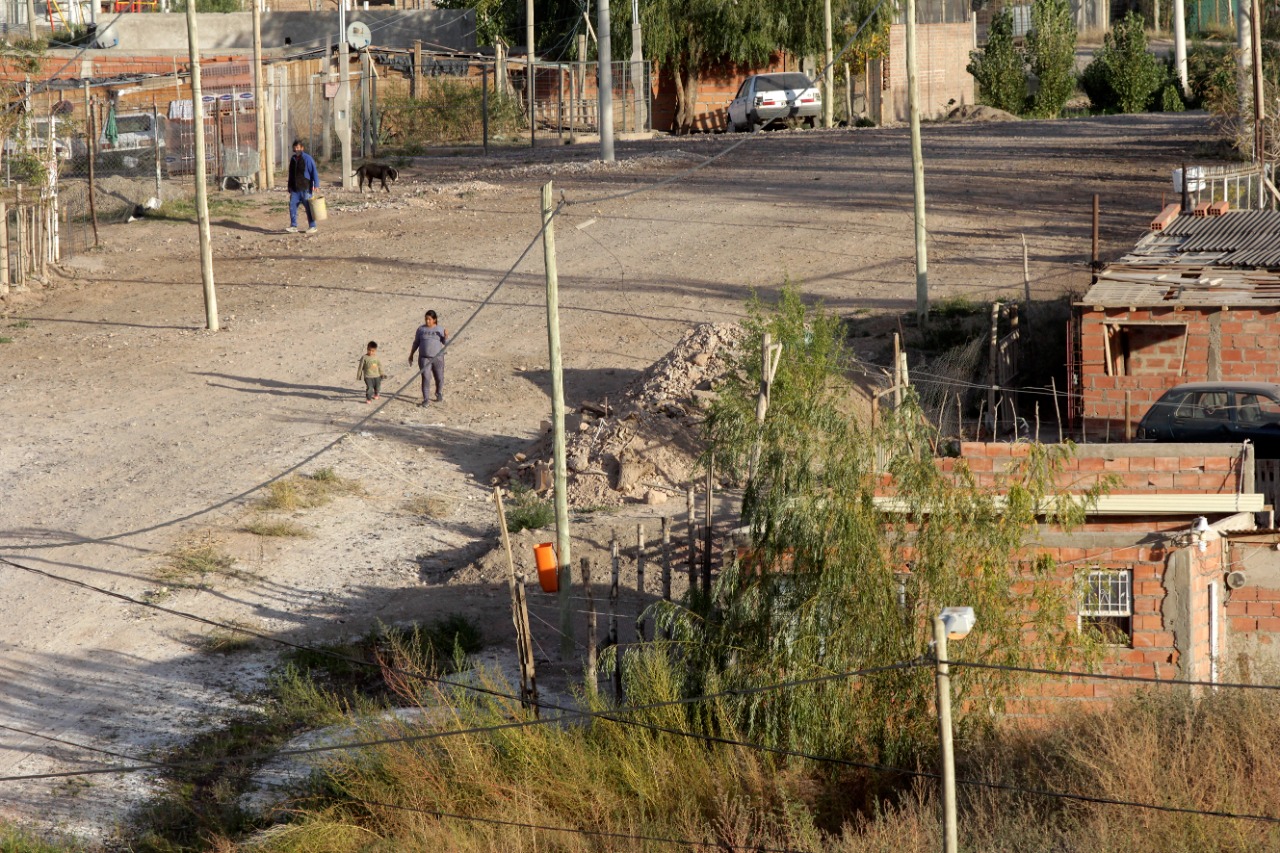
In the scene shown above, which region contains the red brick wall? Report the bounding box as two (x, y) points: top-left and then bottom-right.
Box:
(651, 55), (788, 134)
(1078, 305), (1280, 436)
(886, 20), (976, 121)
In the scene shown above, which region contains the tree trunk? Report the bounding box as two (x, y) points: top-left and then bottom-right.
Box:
(674, 62), (701, 135)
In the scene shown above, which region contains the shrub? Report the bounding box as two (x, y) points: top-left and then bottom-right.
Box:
(380, 81), (525, 150)
(1160, 82), (1186, 111)
(967, 8), (1027, 113)
(1081, 12), (1165, 112)
(504, 483), (553, 533)
(1026, 0), (1078, 117)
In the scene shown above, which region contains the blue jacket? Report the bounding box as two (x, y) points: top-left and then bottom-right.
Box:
(288, 151), (319, 192)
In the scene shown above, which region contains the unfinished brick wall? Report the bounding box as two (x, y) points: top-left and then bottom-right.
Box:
(886, 20), (976, 121)
(935, 442), (1248, 496)
(1077, 305), (1280, 436)
(651, 56), (788, 134)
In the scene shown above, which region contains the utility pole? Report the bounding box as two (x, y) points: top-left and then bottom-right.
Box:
(252, 0), (267, 190)
(360, 48), (371, 159)
(629, 0), (646, 132)
(186, 0), (218, 331)
(541, 180), (573, 657)
(1237, 0), (1252, 135)
(934, 616), (959, 853)
(597, 0), (614, 161)
(906, 0), (929, 325)
(823, 0), (834, 128)
(1251, 0), (1265, 162)
(338, 2), (354, 190)
(1173, 0), (1188, 93)
(25, 0), (36, 41)
(526, 0), (535, 142)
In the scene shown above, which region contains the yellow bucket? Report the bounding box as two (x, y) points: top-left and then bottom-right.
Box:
(311, 195), (328, 221)
(534, 543), (558, 592)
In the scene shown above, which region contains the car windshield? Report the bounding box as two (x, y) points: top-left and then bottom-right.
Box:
(754, 73), (813, 92)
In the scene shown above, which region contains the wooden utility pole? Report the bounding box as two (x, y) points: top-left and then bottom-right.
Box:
(84, 83), (99, 248)
(906, 0), (929, 325)
(252, 0), (267, 190)
(597, 0), (614, 161)
(1251, 0), (1265, 162)
(186, 0), (218, 330)
(411, 39), (422, 99)
(823, 0), (833, 128)
(542, 180), (573, 656)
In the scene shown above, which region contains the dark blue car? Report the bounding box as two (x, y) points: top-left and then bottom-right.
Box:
(1136, 381), (1280, 458)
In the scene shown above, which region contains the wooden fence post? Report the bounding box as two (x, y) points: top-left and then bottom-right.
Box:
(609, 533), (622, 701)
(583, 557), (596, 696)
(635, 523), (646, 642)
(686, 484), (697, 593)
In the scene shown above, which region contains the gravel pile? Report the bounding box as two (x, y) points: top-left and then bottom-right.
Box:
(496, 322), (744, 507)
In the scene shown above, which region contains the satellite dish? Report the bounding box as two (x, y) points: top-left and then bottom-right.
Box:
(346, 21), (372, 50)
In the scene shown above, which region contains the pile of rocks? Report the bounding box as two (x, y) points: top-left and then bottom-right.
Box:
(494, 322), (744, 506)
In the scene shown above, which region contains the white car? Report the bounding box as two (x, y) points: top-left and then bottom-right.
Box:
(726, 73), (822, 132)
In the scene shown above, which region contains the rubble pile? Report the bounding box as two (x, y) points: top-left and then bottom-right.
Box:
(495, 322), (745, 507)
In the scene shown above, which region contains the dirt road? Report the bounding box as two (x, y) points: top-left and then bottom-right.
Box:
(0, 112), (1213, 839)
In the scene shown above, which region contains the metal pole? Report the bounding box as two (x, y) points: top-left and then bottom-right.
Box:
(186, 0), (218, 331)
(360, 49), (371, 159)
(823, 0), (833, 128)
(1091, 193), (1100, 274)
(933, 616), (959, 853)
(482, 62), (490, 155)
(906, 0), (929, 325)
(1173, 0), (1188, 93)
(597, 0), (614, 162)
(252, 0), (267, 190)
(84, 82), (99, 248)
(527, 0), (535, 147)
(542, 180), (573, 657)
(153, 103), (163, 202)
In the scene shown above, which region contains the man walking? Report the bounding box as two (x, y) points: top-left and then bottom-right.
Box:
(408, 310), (448, 407)
(286, 139), (320, 234)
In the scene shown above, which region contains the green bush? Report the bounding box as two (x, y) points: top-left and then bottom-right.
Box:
(1026, 0), (1078, 117)
(380, 81), (525, 149)
(967, 8), (1027, 113)
(1186, 40), (1236, 111)
(1081, 12), (1165, 112)
(1160, 82), (1186, 111)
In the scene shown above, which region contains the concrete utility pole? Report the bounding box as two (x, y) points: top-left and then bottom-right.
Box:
(905, 0), (929, 325)
(597, 0), (614, 161)
(629, 0), (646, 132)
(186, 0), (218, 331)
(540, 180), (573, 657)
(823, 0), (834, 128)
(252, 0), (268, 190)
(1173, 0), (1188, 93)
(1237, 0), (1252, 131)
(526, 0), (535, 132)
(338, 2), (354, 189)
(934, 616), (959, 853)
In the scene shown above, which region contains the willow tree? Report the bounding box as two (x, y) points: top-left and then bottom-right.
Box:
(639, 287), (1103, 767)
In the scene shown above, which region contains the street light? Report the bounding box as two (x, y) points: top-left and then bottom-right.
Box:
(933, 606), (975, 853)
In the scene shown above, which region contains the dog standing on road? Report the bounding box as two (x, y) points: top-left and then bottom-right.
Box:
(353, 163), (398, 193)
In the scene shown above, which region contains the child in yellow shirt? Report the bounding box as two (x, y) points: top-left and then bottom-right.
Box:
(356, 341), (383, 403)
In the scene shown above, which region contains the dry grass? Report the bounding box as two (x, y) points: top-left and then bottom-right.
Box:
(199, 622), (258, 655)
(243, 518), (310, 538)
(157, 538), (243, 586)
(403, 494), (453, 519)
(256, 469), (362, 512)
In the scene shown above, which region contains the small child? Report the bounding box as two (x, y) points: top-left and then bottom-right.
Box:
(356, 341), (383, 403)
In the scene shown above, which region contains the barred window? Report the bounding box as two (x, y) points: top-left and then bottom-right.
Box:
(1080, 569), (1133, 645)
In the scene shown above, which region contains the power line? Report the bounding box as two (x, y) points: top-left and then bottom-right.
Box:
(951, 658), (1280, 693)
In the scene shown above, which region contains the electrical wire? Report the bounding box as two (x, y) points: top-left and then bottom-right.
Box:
(950, 658), (1280, 693)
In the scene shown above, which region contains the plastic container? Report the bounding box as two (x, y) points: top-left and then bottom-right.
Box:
(311, 195), (328, 221)
(533, 542), (558, 592)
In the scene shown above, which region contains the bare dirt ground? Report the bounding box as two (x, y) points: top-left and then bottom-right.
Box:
(0, 112), (1217, 842)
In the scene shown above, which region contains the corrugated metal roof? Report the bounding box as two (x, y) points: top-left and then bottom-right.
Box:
(1083, 210), (1280, 307)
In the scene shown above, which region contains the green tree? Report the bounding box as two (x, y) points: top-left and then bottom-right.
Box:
(645, 287), (1102, 764)
(967, 7), (1026, 113)
(1025, 0), (1077, 117)
(1081, 11), (1163, 112)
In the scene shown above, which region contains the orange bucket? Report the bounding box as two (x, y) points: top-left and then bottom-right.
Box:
(533, 542), (558, 593)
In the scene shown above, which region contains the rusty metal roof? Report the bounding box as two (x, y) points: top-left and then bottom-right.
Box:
(1083, 210), (1280, 308)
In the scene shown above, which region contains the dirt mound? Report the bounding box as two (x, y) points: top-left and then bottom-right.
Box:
(944, 104), (1019, 122)
(497, 322), (745, 507)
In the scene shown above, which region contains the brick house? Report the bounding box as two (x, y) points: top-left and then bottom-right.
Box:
(1074, 208), (1280, 440)
(879, 441), (1271, 708)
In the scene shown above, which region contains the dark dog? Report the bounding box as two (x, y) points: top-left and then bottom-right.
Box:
(353, 163), (398, 193)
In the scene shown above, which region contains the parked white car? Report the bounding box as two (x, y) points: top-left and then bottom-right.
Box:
(726, 73), (821, 132)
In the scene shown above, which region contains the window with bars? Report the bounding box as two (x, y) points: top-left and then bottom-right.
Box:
(1080, 569), (1133, 645)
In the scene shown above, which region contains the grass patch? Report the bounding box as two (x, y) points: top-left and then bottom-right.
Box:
(504, 484), (554, 533)
(243, 517), (310, 538)
(200, 622), (259, 655)
(0, 337), (11, 344)
(256, 469), (361, 512)
(152, 195), (251, 224)
(0, 824), (80, 850)
(157, 539), (243, 587)
(9, 319), (30, 328)
(404, 494), (453, 519)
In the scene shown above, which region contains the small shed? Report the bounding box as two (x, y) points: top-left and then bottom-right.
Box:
(1073, 208), (1280, 439)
